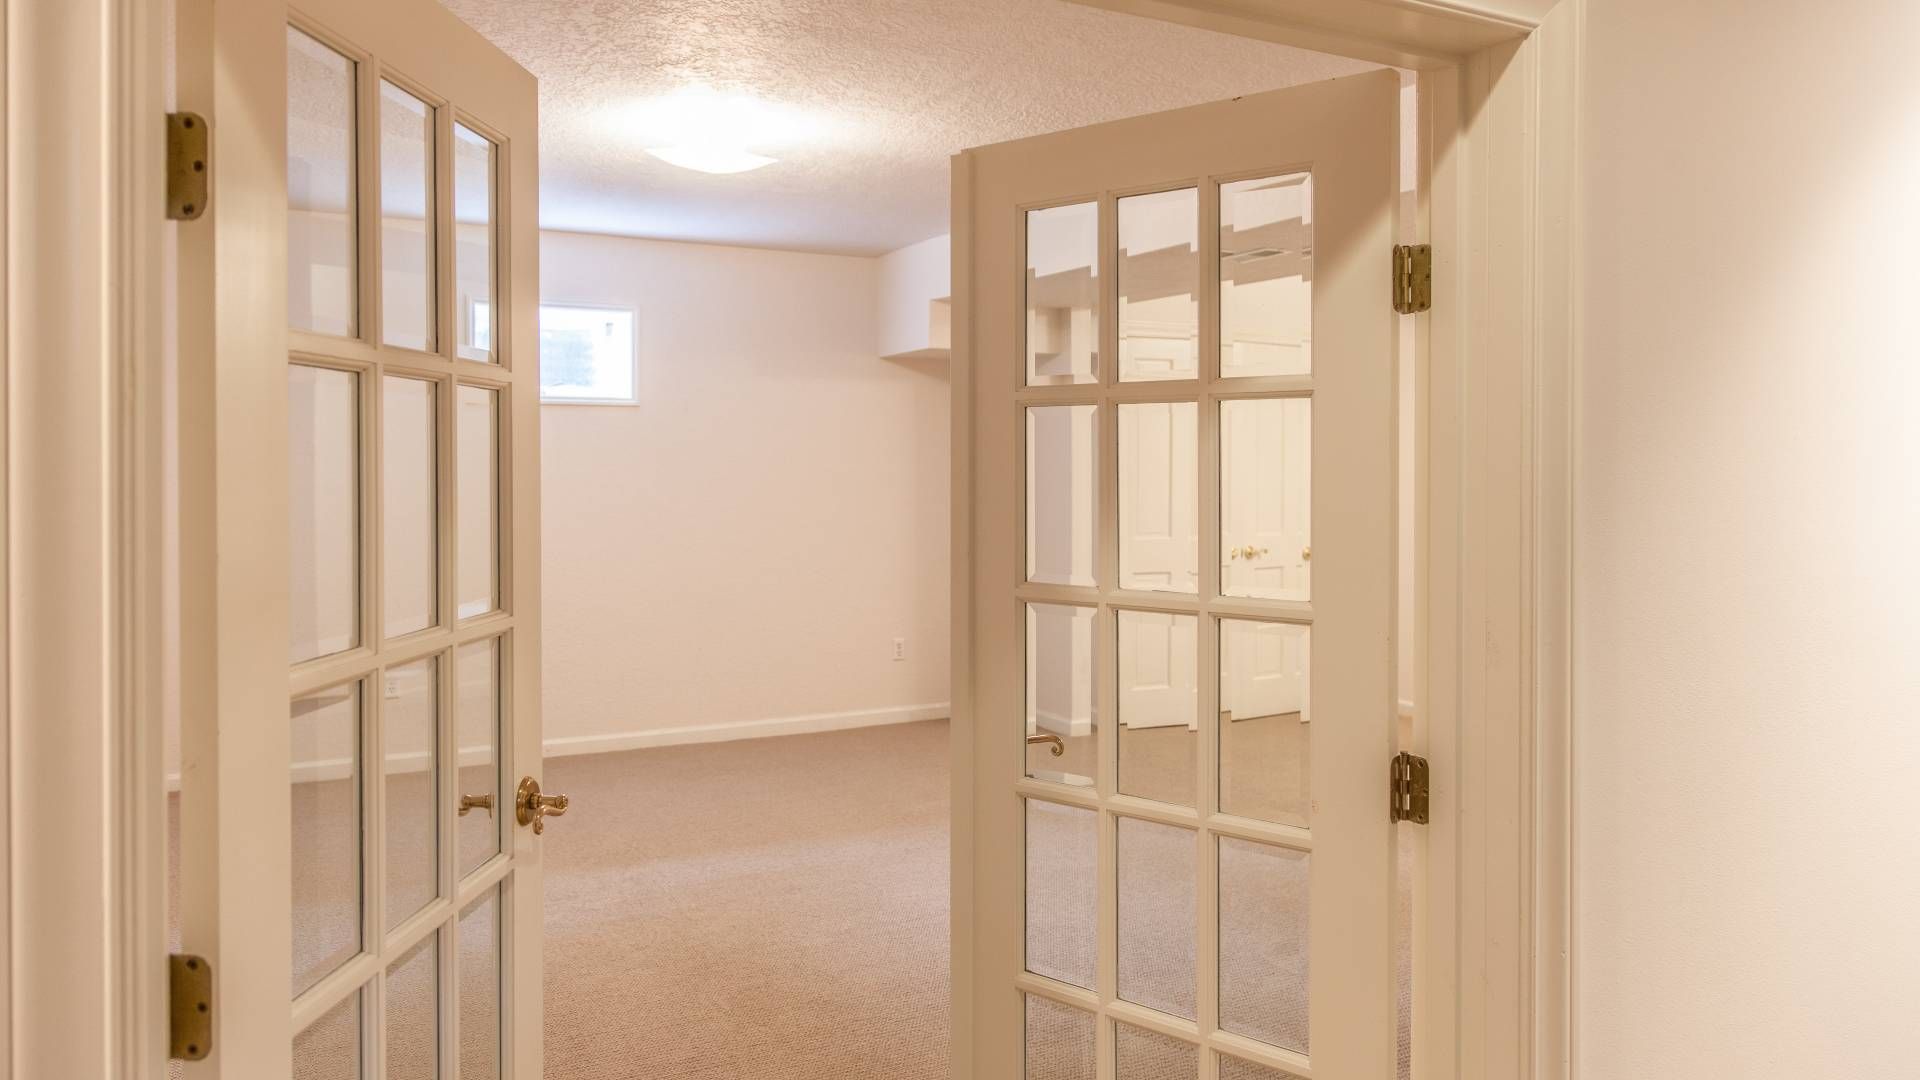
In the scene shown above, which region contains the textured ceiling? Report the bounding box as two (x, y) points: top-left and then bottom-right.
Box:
(440, 0), (1376, 255)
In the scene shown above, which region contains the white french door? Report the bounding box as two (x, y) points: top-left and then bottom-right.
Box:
(173, 0), (544, 1076)
(959, 71), (1400, 1078)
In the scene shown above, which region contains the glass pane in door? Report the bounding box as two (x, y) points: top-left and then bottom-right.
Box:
(453, 124), (495, 362)
(1116, 610), (1196, 807)
(1118, 402), (1197, 593)
(383, 375), (437, 638)
(1219, 838), (1311, 1054)
(1220, 173), (1312, 378)
(291, 682), (362, 997)
(456, 636), (501, 877)
(1025, 202), (1099, 386)
(289, 364), (361, 664)
(1218, 619), (1311, 827)
(1220, 398), (1311, 602)
(379, 80), (436, 351)
(1025, 995), (1096, 1080)
(1026, 799), (1097, 989)
(287, 26), (358, 338)
(1025, 603), (1097, 786)
(385, 935), (438, 1080)
(457, 384), (499, 618)
(1026, 405), (1098, 588)
(1117, 816), (1196, 1020)
(293, 989), (362, 1080)
(459, 888), (502, 1080)
(1118, 188), (1198, 382)
(384, 655), (438, 927)
(1115, 1023), (1198, 1080)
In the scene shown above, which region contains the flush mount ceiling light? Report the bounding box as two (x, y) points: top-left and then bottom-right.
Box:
(622, 85), (823, 176)
(644, 145), (777, 175)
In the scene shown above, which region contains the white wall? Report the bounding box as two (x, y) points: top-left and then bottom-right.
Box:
(538, 231), (952, 753)
(1576, 4), (1920, 1077)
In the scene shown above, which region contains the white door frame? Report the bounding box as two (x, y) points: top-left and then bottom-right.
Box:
(954, 2), (1578, 1079)
(4, 0), (171, 1077)
(7, 1), (1576, 1078)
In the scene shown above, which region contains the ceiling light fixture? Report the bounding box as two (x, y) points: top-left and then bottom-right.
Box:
(622, 85), (822, 176)
(643, 145), (777, 175)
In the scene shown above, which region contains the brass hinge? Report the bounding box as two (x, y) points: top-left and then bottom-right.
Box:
(166, 112), (210, 221)
(169, 953), (213, 1061)
(1392, 243), (1431, 314)
(1390, 751), (1430, 824)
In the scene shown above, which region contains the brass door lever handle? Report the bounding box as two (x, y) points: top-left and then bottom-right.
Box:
(458, 793), (494, 818)
(1027, 732), (1065, 757)
(516, 776), (570, 835)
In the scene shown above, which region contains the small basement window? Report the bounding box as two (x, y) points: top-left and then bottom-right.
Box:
(539, 303), (638, 404)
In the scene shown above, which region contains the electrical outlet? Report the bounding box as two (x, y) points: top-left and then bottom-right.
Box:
(892, 637), (907, 662)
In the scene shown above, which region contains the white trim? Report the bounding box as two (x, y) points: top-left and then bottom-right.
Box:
(541, 702), (952, 758)
(1034, 707), (1095, 738)
(6, 0), (168, 1076)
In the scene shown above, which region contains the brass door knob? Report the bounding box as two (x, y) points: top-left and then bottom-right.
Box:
(458, 793), (494, 818)
(1302, 545), (1311, 561)
(516, 776), (570, 835)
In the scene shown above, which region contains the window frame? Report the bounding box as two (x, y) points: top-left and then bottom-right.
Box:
(535, 300), (641, 406)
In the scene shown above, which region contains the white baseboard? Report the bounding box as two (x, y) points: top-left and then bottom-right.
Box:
(1034, 708), (1094, 738)
(164, 703), (952, 793)
(541, 701), (952, 759)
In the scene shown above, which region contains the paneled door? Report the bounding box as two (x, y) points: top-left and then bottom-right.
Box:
(173, 0), (545, 1076)
(961, 71), (1399, 1079)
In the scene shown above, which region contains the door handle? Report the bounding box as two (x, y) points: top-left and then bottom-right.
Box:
(1027, 732), (1065, 757)
(457, 793), (494, 818)
(516, 776), (570, 835)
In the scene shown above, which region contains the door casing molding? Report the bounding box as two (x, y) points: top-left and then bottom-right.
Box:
(4, 0), (170, 1077)
(953, 2), (1579, 1078)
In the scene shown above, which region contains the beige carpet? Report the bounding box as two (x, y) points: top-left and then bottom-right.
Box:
(538, 721), (953, 1079)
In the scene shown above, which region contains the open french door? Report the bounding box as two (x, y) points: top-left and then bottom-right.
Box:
(173, 0), (544, 1076)
(956, 71), (1400, 1078)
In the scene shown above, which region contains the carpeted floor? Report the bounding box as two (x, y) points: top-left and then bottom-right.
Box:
(539, 721), (952, 1080)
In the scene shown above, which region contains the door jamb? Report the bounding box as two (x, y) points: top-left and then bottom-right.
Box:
(953, 2), (1579, 1079)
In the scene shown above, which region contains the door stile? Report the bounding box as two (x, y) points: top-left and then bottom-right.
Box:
(175, 0), (295, 1075)
(500, 109), (547, 1080)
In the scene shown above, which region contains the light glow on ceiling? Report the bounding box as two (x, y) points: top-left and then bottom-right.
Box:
(620, 85), (827, 175)
(644, 145), (777, 175)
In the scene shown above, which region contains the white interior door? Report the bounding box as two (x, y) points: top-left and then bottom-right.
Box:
(962, 70), (1399, 1079)
(173, 0), (544, 1075)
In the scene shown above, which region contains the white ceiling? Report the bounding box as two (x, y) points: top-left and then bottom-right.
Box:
(439, 0), (1376, 256)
